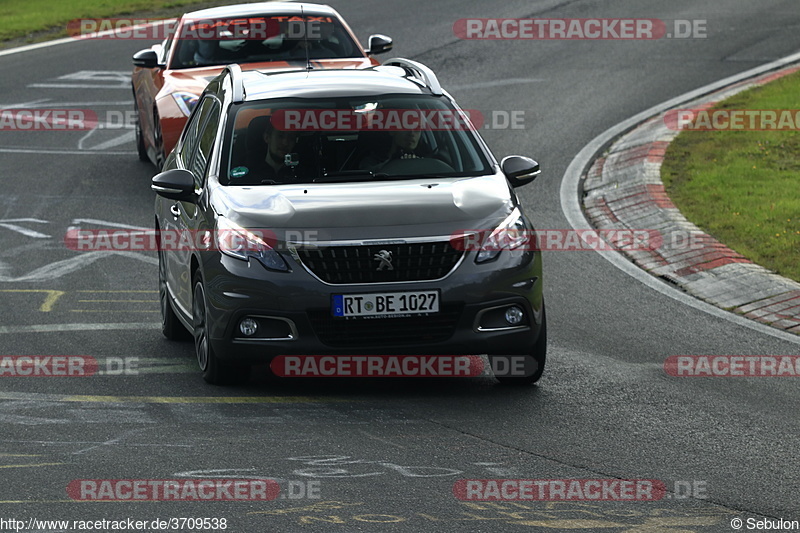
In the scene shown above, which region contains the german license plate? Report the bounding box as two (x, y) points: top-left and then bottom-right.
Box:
(332, 291), (440, 317)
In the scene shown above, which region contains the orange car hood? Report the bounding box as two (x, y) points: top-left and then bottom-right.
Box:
(161, 58), (376, 97)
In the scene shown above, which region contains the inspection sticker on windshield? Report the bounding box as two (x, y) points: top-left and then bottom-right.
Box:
(332, 291), (439, 317)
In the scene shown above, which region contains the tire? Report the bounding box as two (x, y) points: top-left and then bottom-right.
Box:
(493, 303), (547, 386)
(153, 110), (166, 170)
(158, 246), (189, 340)
(192, 271), (249, 385)
(133, 98), (149, 162)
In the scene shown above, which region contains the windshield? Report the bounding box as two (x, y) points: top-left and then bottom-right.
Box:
(221, 95), (493, 185)
(169, 15), (363, 69)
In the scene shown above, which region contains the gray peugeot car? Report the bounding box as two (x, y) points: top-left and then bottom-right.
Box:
(152, 58), (546, 385)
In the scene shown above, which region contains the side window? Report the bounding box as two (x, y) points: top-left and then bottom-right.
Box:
(179, 97), (215, 169)
(190, 101), (221, 186)
(160, 37), (172, 65)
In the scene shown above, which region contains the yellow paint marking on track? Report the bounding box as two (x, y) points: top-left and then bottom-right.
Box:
(0, 462), (64, 469)
(0, 500), (75, 504)
(506, 519), (626, 529)
(0, 454), (41, 457)
(249, 501), (365, 516)
(61, 395), (344, 404)
(638, 516), (722, 527)
(0, 290), (65, 312)
(0, 500), (162, 504)
(76, 290), (158, 293)
(69, 308), (158, 312)
(77, 299), (157, 303)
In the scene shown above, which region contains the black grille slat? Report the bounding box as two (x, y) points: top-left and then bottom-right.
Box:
(308, 305), (462, 347)
(297, 241), (463, 284)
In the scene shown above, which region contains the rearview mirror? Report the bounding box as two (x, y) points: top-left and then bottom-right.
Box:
(501, 156), (541, 188)
(152, 169), (196, 201)
(366, 34), (393, 55)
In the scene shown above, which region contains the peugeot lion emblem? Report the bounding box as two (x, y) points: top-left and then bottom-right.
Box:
(374, 250), (394, 271)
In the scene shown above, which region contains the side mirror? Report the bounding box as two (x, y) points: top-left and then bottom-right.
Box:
(366, 34), (393, 55)
(152, 169), (196, 201)
(133, 49), (159, 68)
(501, 156), (541, 188)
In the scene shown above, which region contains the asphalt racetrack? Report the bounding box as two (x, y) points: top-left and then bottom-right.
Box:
(0, 1), (799, 531)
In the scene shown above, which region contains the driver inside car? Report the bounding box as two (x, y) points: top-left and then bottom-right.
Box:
(247, 120), (303, 183)
(358, 128), (424, 171)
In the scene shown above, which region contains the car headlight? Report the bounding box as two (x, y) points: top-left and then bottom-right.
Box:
(475, 208), (530, 264)
(172, 92), (199, 117)
(215, 217), (288, 272)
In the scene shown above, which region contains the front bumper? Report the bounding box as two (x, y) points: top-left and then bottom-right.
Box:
(199, 248), (544, 364)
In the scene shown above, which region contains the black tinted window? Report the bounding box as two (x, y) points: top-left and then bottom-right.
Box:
(222, 95), (493, 185)
(170, 15), (362, 69)
(190, 100), (221, 184)
(180, 97), (215, 171)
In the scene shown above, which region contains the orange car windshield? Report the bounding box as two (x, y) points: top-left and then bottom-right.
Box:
(169, 15), (362, 69)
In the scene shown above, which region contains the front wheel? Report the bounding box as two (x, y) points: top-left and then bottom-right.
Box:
(133, 98), (148, 162)
(492, 303), (547, 386)
(192, 272), (249, 385)
(153, 109), (166, 170)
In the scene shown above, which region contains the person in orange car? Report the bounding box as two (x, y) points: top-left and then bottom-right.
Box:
(132, 2), (392, 168)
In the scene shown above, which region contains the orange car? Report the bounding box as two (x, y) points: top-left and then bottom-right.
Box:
(131, 2), (392, 168)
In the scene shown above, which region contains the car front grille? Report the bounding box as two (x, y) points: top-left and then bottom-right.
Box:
(307, 305), (463, 347)
(295, 241), (463, 284)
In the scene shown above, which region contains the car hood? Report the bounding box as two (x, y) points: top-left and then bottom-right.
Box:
(209, 174), (514, 241)
(161, 58), (375, 97)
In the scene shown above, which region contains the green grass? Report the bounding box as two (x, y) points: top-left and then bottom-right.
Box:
(0, 0), (229, 42)
(662, 70), (800, 282)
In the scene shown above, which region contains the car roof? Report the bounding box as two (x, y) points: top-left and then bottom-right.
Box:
(182, 2), (339, 20)
(240, 67), (435, 101)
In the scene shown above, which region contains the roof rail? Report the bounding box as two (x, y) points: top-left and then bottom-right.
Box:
(381, 58), (442, 95)
(225, 64), (245, 103)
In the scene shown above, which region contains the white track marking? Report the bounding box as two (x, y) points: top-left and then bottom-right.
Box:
(0, 219), (50, 238)
(449, 77), (546, 90)
(70, 218), (149, 230)
(0, 19), (176, 58)
(0, 323), (159, 334)
(27, 84), (130, 90)
(0, 147), (134, 155)
(0, 252), (156, 283)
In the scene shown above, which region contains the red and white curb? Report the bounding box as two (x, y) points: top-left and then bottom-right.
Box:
(582, 65), (800, 334)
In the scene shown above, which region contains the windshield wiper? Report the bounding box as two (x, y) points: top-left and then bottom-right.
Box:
(313, 170), (389, 183)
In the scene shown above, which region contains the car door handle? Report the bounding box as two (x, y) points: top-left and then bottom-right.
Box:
(170, 204), (181, 218)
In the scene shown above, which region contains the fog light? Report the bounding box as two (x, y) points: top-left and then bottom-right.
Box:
(504, 306), (524, 325)
(239, 318), (258, 336)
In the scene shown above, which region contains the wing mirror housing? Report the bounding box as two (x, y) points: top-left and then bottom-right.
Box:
(152, 169), (197, 202)
(501, 155), (541, 188)
(133, 49), (159, 68)
(366, 34), (393, 55)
